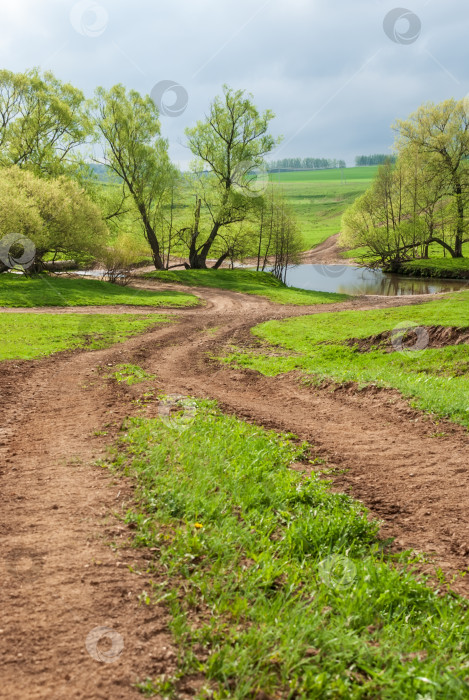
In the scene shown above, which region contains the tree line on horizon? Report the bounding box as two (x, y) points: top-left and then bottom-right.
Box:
(355, 154), (397, 166)
(267, 157), (346, 171)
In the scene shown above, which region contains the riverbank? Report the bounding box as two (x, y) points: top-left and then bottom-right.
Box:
(396, 258), (469, 280)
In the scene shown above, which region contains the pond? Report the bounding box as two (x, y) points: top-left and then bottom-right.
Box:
(281, 264), (468, 296)
(70, 264), (467, 296)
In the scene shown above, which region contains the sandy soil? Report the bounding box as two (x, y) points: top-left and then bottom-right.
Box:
(1, 284), (468, 698)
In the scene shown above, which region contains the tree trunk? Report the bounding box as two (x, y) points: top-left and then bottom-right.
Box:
(212, 251), (229, 269)
(187, 198), (207, 269)
(256, 208), (264, 271)
(453, 179), (464, 257)
(190, 221), (221, 268)
(424, 237), (456, 258)
(143, 219), (164, 269)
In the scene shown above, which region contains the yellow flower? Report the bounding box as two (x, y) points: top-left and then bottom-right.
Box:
(194, 522), (203, 529)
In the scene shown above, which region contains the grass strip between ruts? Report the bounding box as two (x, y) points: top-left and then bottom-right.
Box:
(109, 398), (469, 699)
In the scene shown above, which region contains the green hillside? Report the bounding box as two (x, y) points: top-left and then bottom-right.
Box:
(269, 166), (378, 250)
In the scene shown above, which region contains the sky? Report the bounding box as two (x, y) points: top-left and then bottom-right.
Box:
(0, 0), (467, 169)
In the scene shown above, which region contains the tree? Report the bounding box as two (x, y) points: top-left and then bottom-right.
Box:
(269, 194), (302, 281)
(253, 186), (303, 278)
(0, 166), (109, 273)
(0, 68), (90, 178)
(399, 145), (450, 259)
(340, 160), (426, 270)
(394, 99), (469, 257)
(184, 85), (280, 268)
(92, 84), (176, 269)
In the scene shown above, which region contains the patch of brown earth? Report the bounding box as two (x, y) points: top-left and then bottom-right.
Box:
(348, 324), (469, 352)
(300, 233), (355, 265)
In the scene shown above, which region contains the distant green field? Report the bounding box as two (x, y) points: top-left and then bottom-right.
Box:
(270, 167), (378, 250)
(271, 167), (378, 183)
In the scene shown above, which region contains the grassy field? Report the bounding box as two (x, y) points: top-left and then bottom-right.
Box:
(223, 291), (469, 428)
(145, 269), (348, 305)
(0, 313), (168, 361)
(270, 167), (378, 250)
(109, 397), (469, 698)
(0, 275), (198, 308)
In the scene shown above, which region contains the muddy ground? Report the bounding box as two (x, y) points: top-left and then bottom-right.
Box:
(1, 283), (468, 699)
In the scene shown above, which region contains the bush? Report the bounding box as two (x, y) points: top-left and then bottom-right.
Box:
(0, 166), (109, 272)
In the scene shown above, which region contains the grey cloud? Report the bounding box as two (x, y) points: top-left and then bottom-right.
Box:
(0, 0), (467, 167)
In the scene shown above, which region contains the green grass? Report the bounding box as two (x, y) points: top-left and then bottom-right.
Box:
(0, 313), (167, 360)
(341, 240), (469, 266)
(398, 259), (469, 279)
(222, 291), (469, 427)
(0, 274), (198, 308)
(110, 399), (469, 698)
(110, 363), (156, 385)
(145, 269), (348, 305)
(270, 167), (378, 250)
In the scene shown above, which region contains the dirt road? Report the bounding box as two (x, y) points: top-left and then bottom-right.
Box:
(1, 284), (468, 698)
(300, 233), (354, 265)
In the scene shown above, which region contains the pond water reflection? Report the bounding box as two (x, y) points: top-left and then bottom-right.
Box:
(281, 264), (468, 296)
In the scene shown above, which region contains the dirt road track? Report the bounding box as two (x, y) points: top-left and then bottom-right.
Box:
(1, 284), (469, 698)
(300, 233), (354, 265)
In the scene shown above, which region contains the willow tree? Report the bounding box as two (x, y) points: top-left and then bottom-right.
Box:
(92, 85), (176, 269)
(340, 160), (428, 269)
(184, 86), (280, 269)
(394, 99), (469, 257)
(0, 68), (90, 178)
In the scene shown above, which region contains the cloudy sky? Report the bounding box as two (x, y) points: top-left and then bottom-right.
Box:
(0, 0), (467, 168)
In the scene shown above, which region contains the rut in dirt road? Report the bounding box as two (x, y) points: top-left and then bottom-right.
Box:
(1, 284), (468, 699)
(137, 288), (469, 596)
